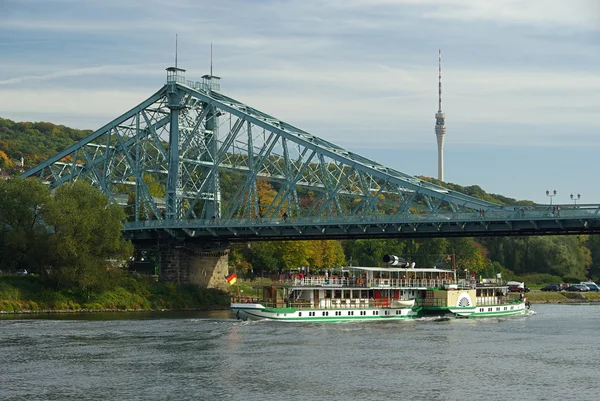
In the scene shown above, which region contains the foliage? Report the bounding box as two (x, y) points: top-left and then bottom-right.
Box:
(43, 181), (134, 291)
(0, 178), (53, 274)
(562, 274), (587, 284)
(241, 239), (346, 274)
(0, 275), (230, 312)
(586, 235), (600, 281)
(518, 273), (563, 285)
(0, 117), (90, 169)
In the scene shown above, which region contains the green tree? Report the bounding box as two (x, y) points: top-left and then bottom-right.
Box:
(0, 178), (52, 273)
(247, 241), (281, 273)
(587, 235), (600, 281)
(45, 182), (133, 291)
(447, 237), (486, 273)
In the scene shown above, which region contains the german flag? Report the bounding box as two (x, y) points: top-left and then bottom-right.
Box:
(226, 272), (237, 286)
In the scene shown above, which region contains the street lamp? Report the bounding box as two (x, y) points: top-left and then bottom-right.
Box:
(570, 193), (581, 205)
(546, 190), (557, 205)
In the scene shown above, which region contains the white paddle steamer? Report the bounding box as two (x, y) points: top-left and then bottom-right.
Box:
(231, 256), (529, 322)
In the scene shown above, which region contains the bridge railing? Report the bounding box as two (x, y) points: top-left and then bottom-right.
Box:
(124, 203), (600, 230)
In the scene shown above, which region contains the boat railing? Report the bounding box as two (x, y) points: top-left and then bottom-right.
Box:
(369, 278), (454, 288)
(293, 277), (455, 288)
(477, 295), (524, 306)
(285, 298), (398, 309)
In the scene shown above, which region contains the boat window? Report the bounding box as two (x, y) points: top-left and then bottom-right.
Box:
(298, 312), (302, 317)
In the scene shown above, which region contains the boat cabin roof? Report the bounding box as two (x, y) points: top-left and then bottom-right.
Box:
(346, 266), (454, 273)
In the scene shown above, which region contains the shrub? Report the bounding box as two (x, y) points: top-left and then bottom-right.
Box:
(562, 274), (586, 284)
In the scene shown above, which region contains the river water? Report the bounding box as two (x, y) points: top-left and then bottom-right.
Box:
(1, 304), (599, 401)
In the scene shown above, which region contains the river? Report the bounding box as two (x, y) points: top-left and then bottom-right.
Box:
(1, 304), (599, 401)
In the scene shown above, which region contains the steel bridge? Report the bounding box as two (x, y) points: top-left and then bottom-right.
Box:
(21, 67), (600, 243)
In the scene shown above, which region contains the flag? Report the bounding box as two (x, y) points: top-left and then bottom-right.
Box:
(226, 272), (237, 285)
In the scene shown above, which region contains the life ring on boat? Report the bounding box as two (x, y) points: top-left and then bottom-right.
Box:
(356, 278), (364, 287)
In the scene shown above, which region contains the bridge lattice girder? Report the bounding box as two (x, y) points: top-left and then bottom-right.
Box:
(21, 70), (600, 241)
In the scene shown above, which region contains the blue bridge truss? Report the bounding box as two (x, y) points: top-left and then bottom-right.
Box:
(21, 68), (600, 243)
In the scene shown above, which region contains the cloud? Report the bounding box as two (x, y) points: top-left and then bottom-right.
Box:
(0, 64), (161, 85)
(0, 88), (150, 122)
(330, 0), (600, 29)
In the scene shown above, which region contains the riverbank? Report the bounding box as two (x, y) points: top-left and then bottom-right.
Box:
(0, 275), (231, 314)
(526, 290), (600, 304)
(2, 276), (598, 314)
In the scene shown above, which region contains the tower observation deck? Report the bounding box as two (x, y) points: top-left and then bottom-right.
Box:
(435, 49), (446, 181)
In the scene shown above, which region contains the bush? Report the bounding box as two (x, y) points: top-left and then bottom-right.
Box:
(562, 274), (586, 284)
(519, 273), (563, 285)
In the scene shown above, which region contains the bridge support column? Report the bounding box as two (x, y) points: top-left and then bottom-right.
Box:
(158, 245), (229, 289)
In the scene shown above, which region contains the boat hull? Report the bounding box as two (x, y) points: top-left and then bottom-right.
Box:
(449, 301), (529, 318)
(231, 303), (420, 322)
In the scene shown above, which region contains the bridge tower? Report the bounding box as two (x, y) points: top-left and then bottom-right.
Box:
(160, 67), (228, 288)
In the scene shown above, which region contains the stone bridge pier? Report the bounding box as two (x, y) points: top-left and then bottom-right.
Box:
(158, 242), (230, 289)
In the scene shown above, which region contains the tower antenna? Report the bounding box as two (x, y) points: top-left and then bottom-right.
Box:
(434, 49), (447, 182)
(175, 34), (178, 69)
(210, 42), (213, 76)
(438, 49), (442, 112)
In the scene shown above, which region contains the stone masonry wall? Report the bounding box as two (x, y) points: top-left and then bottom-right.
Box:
(159, 245), (229, 289)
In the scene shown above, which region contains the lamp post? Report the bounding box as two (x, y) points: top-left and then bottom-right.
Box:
(546, 190), (557, 205)
(570, 193), (581, 205)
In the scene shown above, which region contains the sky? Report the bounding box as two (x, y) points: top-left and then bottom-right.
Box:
(0, 0), (599, 204)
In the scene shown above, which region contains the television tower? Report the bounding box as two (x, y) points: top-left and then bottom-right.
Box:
(435, 49), (446, 181)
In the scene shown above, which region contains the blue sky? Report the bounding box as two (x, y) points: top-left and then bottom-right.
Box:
(1, 0), (599, 204)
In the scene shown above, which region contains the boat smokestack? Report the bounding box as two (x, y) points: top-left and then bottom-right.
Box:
(383, 255), (408, 267)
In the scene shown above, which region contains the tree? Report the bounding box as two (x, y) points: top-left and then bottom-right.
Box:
(247, 241), (281, 274)
(307, 240), (346, 269)
(0, 178), (52, 273)
(0, 149), (11, 170)
(587, 235), (600, 281)
(45, 181), (133, 291)
(447, 237), (486, 273)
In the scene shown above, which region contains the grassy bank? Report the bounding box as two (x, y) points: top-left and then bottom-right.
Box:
(0, 275), (231, 313)
(526, 289), (600, 304)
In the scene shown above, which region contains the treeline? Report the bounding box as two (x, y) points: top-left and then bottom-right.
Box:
(0, 117), (90, 170)
(1, 117), (599, 283)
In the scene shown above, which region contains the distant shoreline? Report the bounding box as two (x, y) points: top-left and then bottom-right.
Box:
(0, 306), (230, 315)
